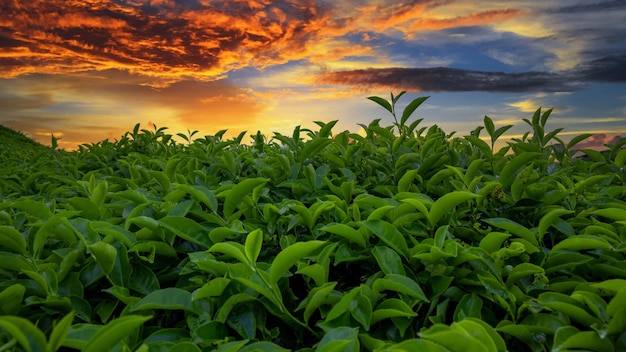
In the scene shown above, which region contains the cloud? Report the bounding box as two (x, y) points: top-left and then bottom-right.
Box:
(573, 133), (624, 150)
(0, 0), (331, 80)
(316, 66), (580, 93)
(576, 56), (626, 83)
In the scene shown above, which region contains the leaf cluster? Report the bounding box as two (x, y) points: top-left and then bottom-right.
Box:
(0, 94), (626, 351)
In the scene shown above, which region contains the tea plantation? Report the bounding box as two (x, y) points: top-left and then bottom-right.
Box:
(1, 93), (625, 351)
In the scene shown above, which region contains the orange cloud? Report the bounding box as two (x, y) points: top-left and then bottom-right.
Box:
(574, 133), (624, 150)
(0, 0), (331, 80)
(408, 9), (522, 32)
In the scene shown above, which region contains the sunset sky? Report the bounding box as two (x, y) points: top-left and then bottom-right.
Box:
(1, 0), (625, 150)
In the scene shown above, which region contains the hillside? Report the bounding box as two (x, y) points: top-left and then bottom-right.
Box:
(0, 124), (48, 152)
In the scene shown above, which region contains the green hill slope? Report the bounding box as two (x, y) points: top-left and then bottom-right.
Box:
(0, 124), (47, 152)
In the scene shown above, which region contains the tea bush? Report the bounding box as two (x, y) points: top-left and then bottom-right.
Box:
(1, 93), (625, 351)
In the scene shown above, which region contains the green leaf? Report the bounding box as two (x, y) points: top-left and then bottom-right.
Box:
(361, 220), (408, 257)
(240, 341), (291, 352)
(192, 277), (231, 301)
(301, 137), (333, 162)
(538, 292), (601, 326)
(321, 223), (367, 248)
(493, 125), (513, 144)
(88, 241), (117, 276)
(269, 240), (326, 284)
(0, 283), (25, 315)
(373, 274), (429, 303)
(429, 191), (478, 227)
(484, 116), (495, 137)
(325, 287), (361, 322)
(401, 96), (429, 126)
(131, 287), (194, 312)
(506, 263), (544, 286)
(398, 169), (421, 193)
(209, 242), (251, 268)
(244, 229), (263, 264)
(454, 293), (483, 321)
(380, 339), (452, 352)
(615, 148), (626, 167)
(453, 319), (502, 352)
(483, 218), (537, 246)
(367, 96), (393, 114)
(479, 232), (511, 254)
(169, 342), (202, 352)
(538, 208), (573, 237)
(464, 135), (492, 158)
(301, 282), (337, 324)
(372, 246), (405, 275)
(0, 252), (34, 272)
(607, 287), (626, 332)
(371, 298), (417, 324)
(552, 235), (612, 251)
(223, 178), (268, 219)
(421, 323), (493, 352)
(553, 330), (614, 352)
(83, 315), (153, 352)
(499, 152), (542, 189)
(592, 208), (626, 222)
(10, 199), (52, 219)
(216, 293), (257, 323)
(160, 216), (212, 248)
(0, 316), (47, 352)
(0, 225), (27, 255)
(366, 205), (396, 221)
(48, 311), (75, 352)
(316, 326), (359, 352)
(566, 133), (593, 150)
(350, 295), (373, 331)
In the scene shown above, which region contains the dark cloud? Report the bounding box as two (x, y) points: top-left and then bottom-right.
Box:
(317, 66), (580, 93)
(547, 0), (626, 14)
(316, 49), (626, 93)
(576, 55), (626, 83)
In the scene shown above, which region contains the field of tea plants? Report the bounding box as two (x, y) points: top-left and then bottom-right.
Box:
(1, 93), (626, 351)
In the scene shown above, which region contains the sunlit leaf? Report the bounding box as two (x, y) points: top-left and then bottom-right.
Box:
(269, 240), (326, 284)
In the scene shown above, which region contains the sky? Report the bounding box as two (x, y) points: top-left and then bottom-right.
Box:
(1, 0), (625, 150)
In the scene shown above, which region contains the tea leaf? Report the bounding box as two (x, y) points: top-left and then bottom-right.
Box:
(367, 96), (393, 114)
(538, 208), (573, 237)
(209, 242), (250, 267)
(321, 223), (367, 248)
(131, 287), (194, 312)
(0, 316), (47, 352)
(373, 274), (429, 303)
(429, 191), (478, 227)
(483, 218), (537, 246)
(223, 178), (268, 219)
(372, 245), (405, 275)
(83, 315), (153, 352)
(552, 235), (612, 251)
(0, 225), (27, 255)
(401, 96), (429, 126)
(362, 220), (408, 257)
(88, 241), (117, 276)
(245, 229), (263, 264)
(499, 152), (542, 189)
(269, 240), (326, 284)
(48, 311), (75, 352)
(0, 283), (25, 315)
